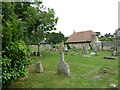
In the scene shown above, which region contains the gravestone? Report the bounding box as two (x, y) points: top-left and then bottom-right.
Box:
(111, 51), (118, 56)
(109, 84), (116, 88)
(116, 29), (120, 51)
(64, 45), (68, 52)
(36, 61), (44, 73)
(57, 43), (70, 76)
(116, 29), (120, 62)
(93, 43), (98, 52)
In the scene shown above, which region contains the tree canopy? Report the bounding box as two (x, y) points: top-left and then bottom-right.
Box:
(2, 1), (58, 87)
(46, 31), (65, 44)
(99, 33), (115, 41)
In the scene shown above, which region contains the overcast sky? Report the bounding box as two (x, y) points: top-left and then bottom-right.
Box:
(43, 0), (119, 37)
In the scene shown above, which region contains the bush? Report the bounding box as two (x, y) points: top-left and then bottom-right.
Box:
(2, 40), (30, 87)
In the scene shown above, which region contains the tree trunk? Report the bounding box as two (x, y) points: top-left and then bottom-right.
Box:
(37, 44), (41, 56)
(89, 43), (93, 50)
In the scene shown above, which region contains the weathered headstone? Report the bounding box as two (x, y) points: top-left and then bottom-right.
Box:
(64, 45), (68, 52)
(109, 84), (116, 88)
(111, 51), (118, 56)
(116, 29), (120, 52)
(94, 47), (97, 52)
(36, 61), (44, 73)
(57, 43), (70, 76)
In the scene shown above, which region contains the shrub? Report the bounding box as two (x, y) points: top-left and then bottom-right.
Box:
(2, 40), (30, 87)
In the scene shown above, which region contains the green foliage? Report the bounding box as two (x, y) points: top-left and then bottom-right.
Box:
(23, 3), (58, 45)
(2, 41), (30, 87)
(95, 32), (101, 37)
(99, 37), (115, 41)
(2, 2), (25, 48)
(46, 32), (65, 44)
(2, 1), (58, 87)
(99, 33), (115, 41)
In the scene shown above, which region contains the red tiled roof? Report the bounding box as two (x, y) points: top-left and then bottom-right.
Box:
(66, 30), (95, 43)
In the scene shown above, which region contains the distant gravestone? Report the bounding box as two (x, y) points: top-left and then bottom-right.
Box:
(36, 61), (44, 73)
(64, 45), (68, 52)
(109, 84), (116, 88)
(94, 47), (97, 52)
(116, 29), (120, 52)
(111, 51), (118, 56)
(115, 29), (120, 61)
(93, 43), (98, 52)
(57, 43), (70, 76)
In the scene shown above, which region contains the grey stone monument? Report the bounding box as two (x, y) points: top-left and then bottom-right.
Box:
(93, 43), (98, 52)
(64, 45), (68, 52)
(36, 61), (44, 73)
(57, 43), (70, 76)
(116, 29), (120, 52)
(111, 51), (118, 56)
(116, 28), (120, 59)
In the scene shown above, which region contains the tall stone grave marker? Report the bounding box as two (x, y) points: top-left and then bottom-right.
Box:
(116, 28), (120, 61)
(64, 45), (68, 52)
(116, 29), (120, 52)
(57, 43), (70, 76)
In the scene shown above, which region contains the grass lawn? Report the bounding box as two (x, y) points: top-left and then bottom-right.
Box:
(8, 47), (118, 88)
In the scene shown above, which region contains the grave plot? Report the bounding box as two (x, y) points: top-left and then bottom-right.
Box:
(81, 67), (118, 85)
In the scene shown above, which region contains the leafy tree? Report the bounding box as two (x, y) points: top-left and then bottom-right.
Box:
(2, 2), (30, 87)
(46, 31), (65, 44)
(95, 32), (101, 37)
(2, 1), (58, 87)
(64, 36), (69, 41)
(24, 5), (58, 56)
(99, 33), (115, 41)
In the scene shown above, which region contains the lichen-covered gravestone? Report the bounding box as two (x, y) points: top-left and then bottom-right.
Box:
(36, 61), (44, 73)
(57, 43), (70, 76)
